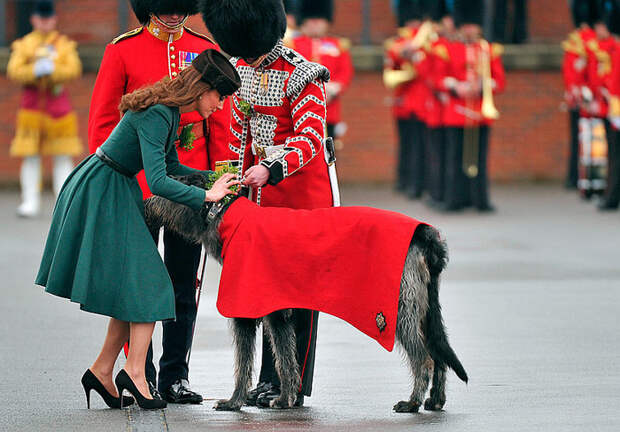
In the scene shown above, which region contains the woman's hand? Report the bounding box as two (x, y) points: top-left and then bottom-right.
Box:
(204, 173), (241, 202)
(242, 165), (270, 188)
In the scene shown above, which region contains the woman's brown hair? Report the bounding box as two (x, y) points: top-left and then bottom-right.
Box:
(118, 66), (211, 113)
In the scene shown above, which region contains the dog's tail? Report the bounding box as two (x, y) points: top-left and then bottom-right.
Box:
(414, 225), (468, 384)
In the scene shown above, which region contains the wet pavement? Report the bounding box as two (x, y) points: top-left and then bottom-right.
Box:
(1, 185), (619, 431)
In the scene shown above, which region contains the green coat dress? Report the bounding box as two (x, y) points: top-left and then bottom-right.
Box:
(35, 104), (211, 322)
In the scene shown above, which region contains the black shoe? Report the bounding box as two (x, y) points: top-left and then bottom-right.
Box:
(161, 379), (203, 404)
(81, 369), (135, 409)
(407, 189), (423, 200)
(477, 204), (496, 213)
(115, 369), (167, 410)
(597, 201), (619, 211)
(245, 382), (275, 406)
(256, 389), (305, 408)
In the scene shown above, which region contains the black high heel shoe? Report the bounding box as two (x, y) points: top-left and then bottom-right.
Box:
(81, 369), (135, 409)
(115, 369), (167, 410)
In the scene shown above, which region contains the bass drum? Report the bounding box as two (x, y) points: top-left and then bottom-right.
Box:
(577, 117), (608, 199)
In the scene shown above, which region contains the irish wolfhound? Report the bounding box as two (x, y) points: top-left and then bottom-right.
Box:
(144, 174), (468, 412)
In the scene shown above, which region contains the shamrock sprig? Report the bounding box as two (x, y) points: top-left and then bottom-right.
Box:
(206, 164), (241, 206)
(179, 123), (196, 151)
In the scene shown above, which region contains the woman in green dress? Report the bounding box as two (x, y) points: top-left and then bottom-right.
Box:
(35, 49), (241, 410)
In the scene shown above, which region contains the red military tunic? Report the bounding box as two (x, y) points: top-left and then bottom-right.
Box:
(287, 35), (354, 126)
(230, 41), (333, 209)
(562, 27), (596, 110)
(384, 25), (430, 120)
(434, 39), (506, 127)
(583, 36), (617, 118)
(88, 22), (233, 198)
(418, 35), (453, 128)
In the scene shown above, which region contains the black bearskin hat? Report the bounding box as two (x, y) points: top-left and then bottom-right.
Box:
(283, 0), (297, 16)
(397, 0), (425, 27)
(200, 0), (287, 59)
(129, 0), (199, 25)
(297, 0), (333, 23)
(453, 0), (484, 27)
(601, 0), (620, 33)
(33, 0), (55, 17)
(430, 0), (453, 21)
(571, 0), (598, 26)
(192, 49), (241, 96)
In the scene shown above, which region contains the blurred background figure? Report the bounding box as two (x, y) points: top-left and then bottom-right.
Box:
(435, 0), (505, 212)
(562, 0), (598, 189)
(384, 0), (430, 199)
(424, 0), (456, 209)
(6, 0), (82, 218)
(282, 0), (300, 44)
(289, 0), (354, 147)
(597, 0), (620, 210)
(491, 0), (529, 44)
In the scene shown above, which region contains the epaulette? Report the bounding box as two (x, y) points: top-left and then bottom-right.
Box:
(384, 36), (397, 51)
(562, 39), (585, 56)
(433, 44), (449, 61)
(111, 27), (143, 44)
(184, 26), (216, 45)
(491, 43), (504, 58)
(280, 47), (331, 98)
(397, 27), (413, 39)
(339, 37), (351, 51)
(587, 39), (600, 53)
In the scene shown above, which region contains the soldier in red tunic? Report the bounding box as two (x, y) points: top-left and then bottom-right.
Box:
(423, 0), (456, 208)
(433, 0), (505, 211)
(201, 0), (334, 408)
(597, 0), (620, 210)
(384, 0), (431, 199)
(289, 0), (354, 142)
(562, 0), (598, 189)
(88, 0), (231, 404)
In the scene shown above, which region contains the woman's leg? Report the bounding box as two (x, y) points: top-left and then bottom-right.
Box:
(124, 322), (156, 399)
(90, 318), (130, 396)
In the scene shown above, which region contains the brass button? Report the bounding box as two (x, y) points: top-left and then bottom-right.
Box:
(171, 71), (178, 77)
(169, 45), (175, 51)
(170, 54), (176, 60)
(171, 63), (176, 68)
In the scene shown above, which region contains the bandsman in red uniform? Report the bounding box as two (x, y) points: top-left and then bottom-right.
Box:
(598, 0), (620, 210)
(289, 0), (354, 143)
(384, 0), (431, 199)
(423, 0), (456, 207)
(8, 1), (82, 218)
(201, 0), (334, 408)
(88, 0), (231, 404)
(562, 0), (598, 188)
(433, 0), (506, 212)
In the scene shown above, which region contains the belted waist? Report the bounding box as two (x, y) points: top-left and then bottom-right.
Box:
(95, 147), (135, 178)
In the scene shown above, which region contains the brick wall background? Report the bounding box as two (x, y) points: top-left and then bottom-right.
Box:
(0, 0), (575, 185)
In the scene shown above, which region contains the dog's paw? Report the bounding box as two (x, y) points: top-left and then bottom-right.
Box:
(393, 400), (421, 413)
(269, 396), (293, 409)
(424, 397), (445, 411)
(213, 399), (242, 411)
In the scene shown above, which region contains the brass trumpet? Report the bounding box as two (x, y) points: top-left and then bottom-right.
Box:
(480, 40), (500, 120)
(383, 21), (435, 90)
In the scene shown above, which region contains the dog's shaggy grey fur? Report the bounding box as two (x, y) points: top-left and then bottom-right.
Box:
(145, 174), (468, 412)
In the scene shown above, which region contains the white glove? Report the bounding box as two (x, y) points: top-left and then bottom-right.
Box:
(34, 57), (54, 78)
(611, 117), (620, 130)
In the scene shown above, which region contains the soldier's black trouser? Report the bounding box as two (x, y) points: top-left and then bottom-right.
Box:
(258, 309), (319, 396)
(396, 115), (425, 196)
(602, 121), (620, 208)
(145, 229), (201, 392)
(443, 126), (491, 210)
(567, 109), (580, 188)
(492, 0), (528, 44)
(425, 127), (446, 203)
